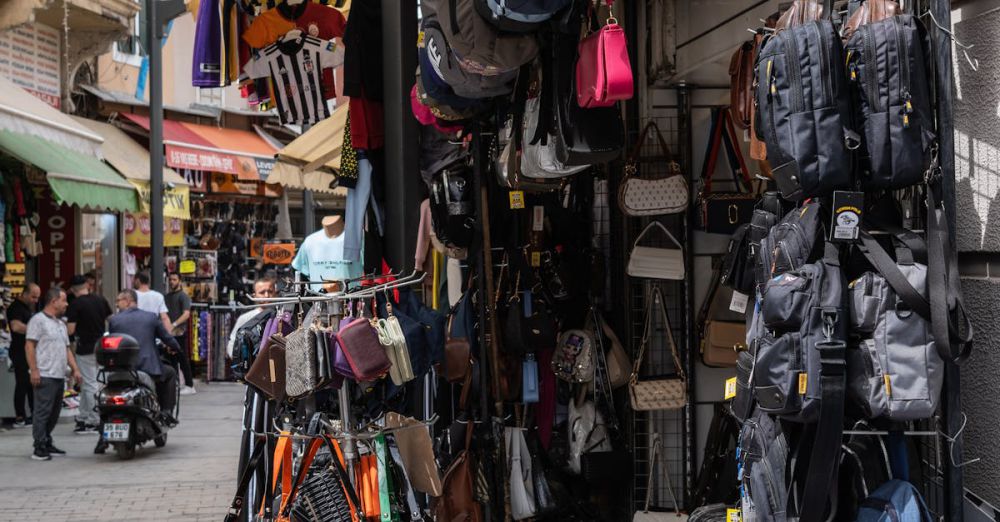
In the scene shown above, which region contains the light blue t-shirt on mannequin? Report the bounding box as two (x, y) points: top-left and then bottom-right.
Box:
(291, 229), (363, 288)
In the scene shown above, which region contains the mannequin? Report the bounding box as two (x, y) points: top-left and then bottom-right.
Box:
(322, 215), (345, 238)
(291, 214), (361, 292)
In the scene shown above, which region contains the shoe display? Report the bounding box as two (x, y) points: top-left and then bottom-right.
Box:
(180, 386), (197, 396)
(46, 444), (66, 456)
(31, 448), (51, 461)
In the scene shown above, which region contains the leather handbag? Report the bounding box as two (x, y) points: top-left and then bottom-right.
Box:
(507, 427), (537, 520)
(385, 412), (443, 497)
(575, 0), (633, 108)
(633, 434), (687, 521)
(377, 305), (415, 386)
(699, 108), (757, 236)
(521, 96), (590, 179)
(551, 329), (595, 383)
(699, 272), (746, 368)
(775, 0), (824, 31)
(629, 288), (687, 411)
(442, 318), (472, 383)
(284, 327), (319, 399)
(618, 121), (687, 217)
(245, 335), (287, 402)
(336, 317), (392, 381)
(435, 420), (482, 522)
(567, 398), (612, 475)
(596, 312), (631, 389)
(729, 39), (755, 130)
(842, 0), (899, 40)
(627, 221), (685, 280)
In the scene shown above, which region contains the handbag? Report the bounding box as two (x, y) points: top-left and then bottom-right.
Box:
(596, 310), (631, 389)
(633, 434), (688, 521)
(699, 271), (746, 368)
(575, 0), (634, 108)
(522, 354), (540, 403)
(377, 303), (415, 386)
(506, 427), (537, 520)
(551, 329), (595, 383)
(435, 419), (482, 522)
(629, 288), (687, 411)
(699, 108), (756, 236)
(385, 412), (443, 497)
(245, 334), (287, 402)
(333, 316), (357, 380)
(336, 317), (392, 381)
(567, 398), (612, 475)
(442, 319), (472, 383)
(627, 222), (685, 280)
(618, 121), (688, 217)
(521, 96), (590, 179)
(284, 327), (320, 399)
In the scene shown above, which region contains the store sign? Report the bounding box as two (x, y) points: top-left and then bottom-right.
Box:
(0, 23), (61, 108)
(3, 263), (25, 295)
(182, 169), (210, 192)
(129, 180), (191, 220)
(124, 212), (185, 248)
(36, 190), (75, 290)
(166, 144), (276, 181)
(263, 243), (296, 265)
(210, 172), (282, 198)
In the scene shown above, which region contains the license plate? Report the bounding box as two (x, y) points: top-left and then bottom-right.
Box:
(103, 423), (130, 441)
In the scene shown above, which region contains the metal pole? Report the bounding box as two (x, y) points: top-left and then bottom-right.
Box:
(148, 0), (164, 292)
(303, 190), (315, 235)
(930, 0), (963, 519)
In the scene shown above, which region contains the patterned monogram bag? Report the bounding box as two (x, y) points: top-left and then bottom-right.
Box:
(629, 287), (687, 411)
(618, 121), (688, 216)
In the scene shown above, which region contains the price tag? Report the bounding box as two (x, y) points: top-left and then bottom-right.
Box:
(509, 191), (525, 209)
(724, 377), (737, 400)
(831, 190), (864, 242)
(727, 508), (742, 522)
(798, 373), (808, 395)
(530, 251), (541, 267)
(532, 205), (545, 232)
(729, 291), (749, 314)
(417, 31), (424, 46)
(179, 260), (196, 275)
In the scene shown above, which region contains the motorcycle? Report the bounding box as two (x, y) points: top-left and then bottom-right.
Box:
(94, 334), (179, 460)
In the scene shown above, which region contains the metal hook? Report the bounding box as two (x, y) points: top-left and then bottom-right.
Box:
(923, 9), (979, 72)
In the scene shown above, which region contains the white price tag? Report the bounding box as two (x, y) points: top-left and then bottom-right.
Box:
(729, 291), (749, 314)
(532, 205), (544, 232)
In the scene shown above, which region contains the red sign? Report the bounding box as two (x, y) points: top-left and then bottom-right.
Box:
(210, 173), (282, 198)
(34, 188), (75, 291)
(166, 144), (275, 180)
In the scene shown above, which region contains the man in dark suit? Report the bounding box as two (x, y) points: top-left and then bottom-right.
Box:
(106, 289), (181, 420)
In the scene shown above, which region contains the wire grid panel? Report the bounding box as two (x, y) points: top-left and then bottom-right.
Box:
(625, 110), (690, 512)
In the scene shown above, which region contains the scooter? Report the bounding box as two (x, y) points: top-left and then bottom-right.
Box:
(94, 334), (179, 460)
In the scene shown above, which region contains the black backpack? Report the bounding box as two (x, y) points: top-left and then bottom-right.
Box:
(473, 0), (574, 32)
(755, 20), (856, 200)
(845, 14), (935, 189)
(429, 165), (476, 249)
(231, 309), (275, 381)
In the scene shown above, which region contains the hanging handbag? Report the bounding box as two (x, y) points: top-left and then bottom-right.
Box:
(377, 303), (416, 386)
(521, 96), (590, 179)
(336, 317), (392, 381)
(629, 288), (687, 411)
(699, 108), (757, 236)
(627, 222), (686, 280)
(245, 334), (287, 402)
(618, 121), (688, 217)
(284, 327), (320, 399)
(633, 434), (688, 521)
(333, 316), (357, 380)
(699, 270), (746, 368)
(436, 419), (482, 522)
(595, 310), (631, 389)
(567, 398), (612, 475)
(575, 0), (634, 108)
(522, 354), (540, 403)
(385, 412), (444, 497)
(551, 329), (596, 383)
(507, 427), (537, 520)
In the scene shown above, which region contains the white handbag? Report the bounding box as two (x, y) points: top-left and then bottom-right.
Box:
(506, 427), (537, 520)
(521, 97), (590, 179)
(567, 398), (612, 475)
(633, 434), (688, 521)
(627, 222), (686, 280)
(618, 121), (688, 216)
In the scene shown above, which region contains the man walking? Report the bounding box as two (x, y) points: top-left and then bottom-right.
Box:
(8, 283), (40, 428)
(66, 276), (112, 434)
(134, 271), (172, 333)
(165, 273), (195, 395)
(26, 287), (81, 460)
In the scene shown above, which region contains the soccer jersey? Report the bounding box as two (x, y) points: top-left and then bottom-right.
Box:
(244, 35), (343, 125)
(193, 0), (223, 87)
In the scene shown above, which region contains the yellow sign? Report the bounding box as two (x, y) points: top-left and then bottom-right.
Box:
(509, 190), (525, 209)
(724, 377), (737, 400)
(727, 508), (741, 522)
(179, 260), (196, 275)
(129, 180), (191, 220)
(124, 212), (185, 248)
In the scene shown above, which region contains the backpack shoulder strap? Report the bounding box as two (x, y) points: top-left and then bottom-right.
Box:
(857, 231), (932, 322)
(225, 436), (268, 522)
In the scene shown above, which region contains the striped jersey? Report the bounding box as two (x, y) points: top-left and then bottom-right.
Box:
(244, 35), (343, 125)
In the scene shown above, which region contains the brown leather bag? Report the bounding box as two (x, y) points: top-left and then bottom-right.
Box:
(245, 335), (287, 402)
(729, 40), (756, 130)
(435, 420), (482, 522)
(775, 0), (823, 32)
(441, 317), (472, 383)
(699, 272), (745, 368)
(842, 0), (901, 40)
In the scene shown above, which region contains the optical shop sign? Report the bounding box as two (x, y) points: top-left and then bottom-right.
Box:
(129, 180), (191, 220)
(124, 213), (185, 248)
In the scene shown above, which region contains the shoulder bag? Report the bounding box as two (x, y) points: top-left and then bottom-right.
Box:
(377, 302), (416, 386)
(522, 96), (590, 179)
(699, 108), (757, 236)
(629, 288), (687, 411)
(575, 0), (634, 108)
(627, 221), (685, 280)
(336, 317), (392, 381)
(551, 329), (595, 383)
(245, 334), (287, 402)
(699, 269), (746, 368)
(633, 434), (687, 521)
(435, 418), (482, 522)
(618, 121), (687, 217)
(507, 427), (537, 520)
(596, 311), (631, 389)
(284, 327), (319, 399)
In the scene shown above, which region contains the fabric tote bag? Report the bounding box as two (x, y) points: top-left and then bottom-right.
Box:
(627, 221), (685, 280)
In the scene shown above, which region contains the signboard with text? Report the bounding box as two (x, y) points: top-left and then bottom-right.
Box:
(166, 144), (275, 181)
(124, 213), (185, 248)
(129, 180), (191, 220)
(210, 172), (282, 198)
(35, 188), (75, 290)
(0, 23), (61, 108)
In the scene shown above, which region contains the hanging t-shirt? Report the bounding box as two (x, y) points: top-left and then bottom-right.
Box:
(244, 35), (342, 125)
(242, 2), (346, 99)
(291, 230), (362, 288)
(193, 0), (223, 87)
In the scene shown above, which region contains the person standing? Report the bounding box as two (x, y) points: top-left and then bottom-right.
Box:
(133, 271), (173, 333)
(165, 273), (195, 395)
(26, 287), (81, 460)
(8, 283), (40, 428)
(65, 276), (112, 434)
(227, 278), (277, 358)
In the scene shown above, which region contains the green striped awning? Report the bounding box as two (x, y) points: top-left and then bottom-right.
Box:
(0, 130), (138, 212)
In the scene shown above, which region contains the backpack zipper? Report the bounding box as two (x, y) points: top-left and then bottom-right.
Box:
(894, 17), (913, 128)
(764, 57), (785, 167)
(862, 25), (881, 114)
(782, 30), (805, 113)
(751, 420), (782, 515)
(811, 22), (832, 108)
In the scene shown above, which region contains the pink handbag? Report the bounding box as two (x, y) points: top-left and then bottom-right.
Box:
(575, 2), (634, 108)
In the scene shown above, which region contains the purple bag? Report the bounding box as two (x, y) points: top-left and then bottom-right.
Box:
(259, 317), (278, 355)
(334, 316), (357, 380)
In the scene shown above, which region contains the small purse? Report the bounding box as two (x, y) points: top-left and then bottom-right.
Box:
(618, 121), (688, 217)
(333, 316), (357, 380)
(336, 317), (392, 381)
(377, 302), (415, 386)
(506, 427), (537, 520)
(596, 312), (631, 389)
(551, 329), (595, 383)
(522, 354), (540, 403)
(575, 0), (634, 108)
(244, 335), (287, 402)
(698, 108), (757, 236)
(284, 327), (319, 399)
(627, 222), (685, 280)
(629, 288), (687, 411)
(633, 434), (688, 521)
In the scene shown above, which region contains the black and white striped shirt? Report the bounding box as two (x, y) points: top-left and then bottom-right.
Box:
(244, 35), (342, 125)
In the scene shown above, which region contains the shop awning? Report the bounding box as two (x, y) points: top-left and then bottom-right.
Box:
(119, 113), (277, 181)
(0, 76), (104, 157)
(270, 104), (348, 195)
(0, 130), (138, 212)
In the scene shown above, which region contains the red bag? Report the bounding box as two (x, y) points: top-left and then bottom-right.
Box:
(575, 1), (634, 108)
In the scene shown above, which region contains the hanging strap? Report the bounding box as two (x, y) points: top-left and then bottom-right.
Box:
(702, 108), (753, 197)
(261, 431), (294, 518)
(633, 221), (684, 251)
(624, 121), (677, 180)
(925, 179), (973, 363)
(857, 231), (932, 322)
(642, 434), (682, 514)
(225, 436), (268, 522)
(632, 287), (685, 382)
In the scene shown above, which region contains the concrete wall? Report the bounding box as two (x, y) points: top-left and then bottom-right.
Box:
(952, 0), (1000, 508)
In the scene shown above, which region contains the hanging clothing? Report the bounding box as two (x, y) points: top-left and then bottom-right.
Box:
(349, 96), (384, 150)
(338, 109), (359, 188)
(344, 156), (373, 262)
(193, 0), (223, 87)
(243, 35), (342, 125)
(341, 0), (382, 101)
(291, 229), (363, 287)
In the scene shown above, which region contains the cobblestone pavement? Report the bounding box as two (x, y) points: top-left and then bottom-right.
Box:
(0, 382), (245, 521)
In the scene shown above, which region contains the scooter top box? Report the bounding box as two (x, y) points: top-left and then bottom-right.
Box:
(96, 334), (141, 369)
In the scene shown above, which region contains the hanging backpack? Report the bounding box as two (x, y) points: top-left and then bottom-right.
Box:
(755, 19), (857, 200)
(430, 166), (476, 249)
(855, 480), (932, 522)
(738, 410), (789, 522)
(845, 14), (935, 189)
(428, 0), (539, 76)
(474, 0), (574, 33)
(420, 12), (517, 100)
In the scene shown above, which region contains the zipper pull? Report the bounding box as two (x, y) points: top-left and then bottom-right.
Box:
(902, 92), (912, 128)
(767, 59), (776, 96)
(849, 63), (857, 82)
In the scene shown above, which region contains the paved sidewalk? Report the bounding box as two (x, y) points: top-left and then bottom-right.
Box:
(0, 382), (246, 521)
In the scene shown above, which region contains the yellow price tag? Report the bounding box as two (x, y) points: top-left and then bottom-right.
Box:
(727, 508), (741, 522)
(724, 377), (737, 400)
(417, 31), (424, 46)
(798, 373), (808, 395)
(530, 252), (541, 267)
(884, 374), (892, 397)
(179, 260), (196, 275)
(509, 190), (525, 209)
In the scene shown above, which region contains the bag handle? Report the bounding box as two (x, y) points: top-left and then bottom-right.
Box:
(702, 108), (753, 197)
(624, 121), (679, 181)
(633, 221), (683, 251)
(224, 435), (268, 522)
(643, 434), (682, 514)
(632, 287), (685, 382)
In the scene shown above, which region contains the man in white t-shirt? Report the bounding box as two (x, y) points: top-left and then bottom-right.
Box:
(227, 278), (277, 358)
(133, 271), (172, 333)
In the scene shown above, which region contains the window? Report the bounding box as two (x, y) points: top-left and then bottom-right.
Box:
(197, 87), (225, 107)
(113, 14), (143, 67)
